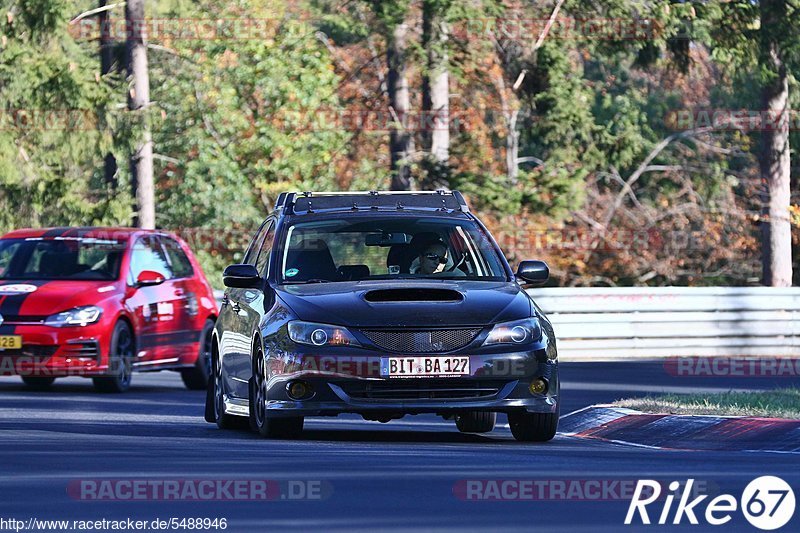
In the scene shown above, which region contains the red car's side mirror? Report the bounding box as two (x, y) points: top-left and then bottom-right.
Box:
(136, 270), (166, 287)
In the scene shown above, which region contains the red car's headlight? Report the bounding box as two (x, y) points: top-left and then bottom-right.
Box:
(44, 305), (103, 327)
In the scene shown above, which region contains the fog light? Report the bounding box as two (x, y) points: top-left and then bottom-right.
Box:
(529, 378), (548, 395)
(286, 380), (312, 400)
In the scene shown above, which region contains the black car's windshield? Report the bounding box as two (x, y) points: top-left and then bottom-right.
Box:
(0, 238), (127, 281)
(279, 217), (507, 283)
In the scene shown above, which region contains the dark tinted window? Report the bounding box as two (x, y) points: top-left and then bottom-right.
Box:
(255, 221), (275, 276)
(129, 236), (171, 283)
(244, 221), (269, 266)
(161, 237), (194, 278)
(0, 241), (22, 277)
(0, 238), (126, 281)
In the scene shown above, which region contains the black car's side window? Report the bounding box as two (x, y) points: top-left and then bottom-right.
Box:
(160, 237), (194, 279)
(254, 221), (275, 277)
(243, 221), (269, 266)
(128, 236), (172, 285)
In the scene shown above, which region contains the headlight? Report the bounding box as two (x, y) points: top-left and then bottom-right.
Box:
(288, 321), (361, 347)
(483, 317), (542, 346)
(44, 305), (103, 327)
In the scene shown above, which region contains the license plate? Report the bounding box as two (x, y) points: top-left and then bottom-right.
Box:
(380, 356), (470, 378)
(0, 335), (22, 350)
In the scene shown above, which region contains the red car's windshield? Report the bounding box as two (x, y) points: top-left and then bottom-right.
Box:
(0, 238), (126, 281)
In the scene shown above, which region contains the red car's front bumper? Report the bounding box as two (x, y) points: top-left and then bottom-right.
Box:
(0, 322), (114, 377)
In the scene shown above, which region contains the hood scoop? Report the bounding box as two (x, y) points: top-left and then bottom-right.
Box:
(364, 288), (464, 303)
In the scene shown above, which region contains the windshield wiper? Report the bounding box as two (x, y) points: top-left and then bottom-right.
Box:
(287, 278), (334, 284)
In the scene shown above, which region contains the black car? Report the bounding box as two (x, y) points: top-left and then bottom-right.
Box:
(205, 191), (559, 441)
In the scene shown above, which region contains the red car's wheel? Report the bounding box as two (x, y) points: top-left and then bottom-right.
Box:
(182, 319), (214, 390)
(92, 321), (134, 393)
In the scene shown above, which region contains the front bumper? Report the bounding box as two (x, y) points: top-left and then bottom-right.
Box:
(254, 349), (559, 418)
(0, 323), (112, 377)
(265, 380), (558, 417)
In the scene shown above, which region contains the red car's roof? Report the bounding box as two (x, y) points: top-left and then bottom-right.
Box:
(1, 227), (164, 240)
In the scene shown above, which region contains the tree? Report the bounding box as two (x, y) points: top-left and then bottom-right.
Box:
(99, 0), (118, 187)
(421, 0), (450, 167)
(125, 0), (155, 228)
(686, 0), (798, 286)
(379, 1), (415, 190)
(758, 0), (792, 286)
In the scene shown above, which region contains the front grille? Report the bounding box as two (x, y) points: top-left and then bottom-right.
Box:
(0, 345), (58, 357)
(360, 328), (482, 353)
(340, 379), (506, 401)
(0, 315), (46, 324)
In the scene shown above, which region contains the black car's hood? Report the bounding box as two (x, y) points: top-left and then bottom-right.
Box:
(275, 280), (532, 328)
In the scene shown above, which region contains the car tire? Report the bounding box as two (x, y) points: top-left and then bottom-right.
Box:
(21, 376), (56, 390)
(205, 343), (247, 429)
(92, 321), (134, 393)
(181, 319), (214, 390)
(508, 406), (559, 442)
(455, 411), (496, 433)
(249, 344), (303, 439)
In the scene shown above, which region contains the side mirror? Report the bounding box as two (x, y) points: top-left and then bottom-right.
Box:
(136, 270), (166, 287)
(516, 260), (549, 287)
(223, 264), (262, 289)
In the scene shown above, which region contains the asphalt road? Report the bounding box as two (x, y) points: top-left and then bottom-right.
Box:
(0, 361), (798, 532)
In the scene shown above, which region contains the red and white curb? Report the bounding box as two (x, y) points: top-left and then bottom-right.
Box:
(559, 405), (800, 453)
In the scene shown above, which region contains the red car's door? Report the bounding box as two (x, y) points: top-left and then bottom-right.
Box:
(158, 236), (204, 365)
(125, 235), (182, 368)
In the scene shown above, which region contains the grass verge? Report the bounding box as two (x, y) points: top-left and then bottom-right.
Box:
(612, 388), (800, 419)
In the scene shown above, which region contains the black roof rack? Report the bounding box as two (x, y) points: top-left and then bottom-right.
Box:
(274, 190), (470, 215)
(274, 192), (289, 211)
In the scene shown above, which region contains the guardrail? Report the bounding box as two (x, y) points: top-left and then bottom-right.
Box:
(527, 287), (800, 360)
(214, 287), (800, 360)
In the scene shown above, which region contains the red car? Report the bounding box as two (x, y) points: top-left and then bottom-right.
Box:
(0, 227), (218, 392)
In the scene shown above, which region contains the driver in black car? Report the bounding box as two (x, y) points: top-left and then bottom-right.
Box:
(414, 241), (448, 275)
(412, 240), (466, 276)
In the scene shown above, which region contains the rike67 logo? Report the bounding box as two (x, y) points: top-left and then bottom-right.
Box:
(625, 477), (795, 530)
